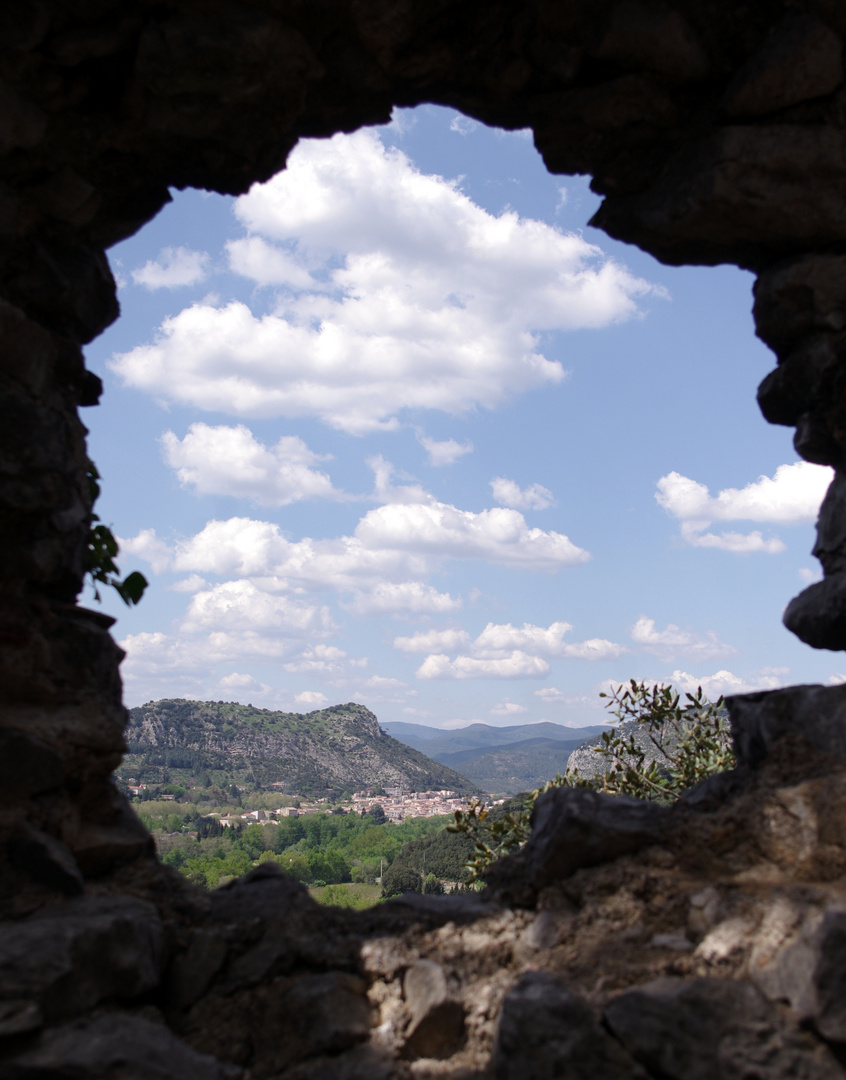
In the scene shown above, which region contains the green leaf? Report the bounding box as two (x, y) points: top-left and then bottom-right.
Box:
(115, 571), (148, 607)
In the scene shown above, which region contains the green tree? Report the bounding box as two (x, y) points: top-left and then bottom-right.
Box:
(450, 681), (733, 882)
(278, 850), (310, 882)
(239, 823), (268, 860)
(422, 873), (444, 895)
(381, 864), (422, 898)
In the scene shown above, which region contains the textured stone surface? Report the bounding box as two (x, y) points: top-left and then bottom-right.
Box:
(402, 959), (465, 1059)
(605, 976), (844, 1080)
(8, 823), (83, 895)
(485, 784), (671, 902)
(495, 970), (646, 1080)
(810, 911), (846, 1042)
(1, 1014), (242, 1080)
(4, 2), (846, 1078)
(0, 896), (166, 1023)
(726, 683), (846, 770)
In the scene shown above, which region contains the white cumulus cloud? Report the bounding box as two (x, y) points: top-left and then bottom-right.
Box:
(295, 690), (329, 707)
(450, 115), (479, 135)
(630, 616), (735, 663)
(534, 687), (566, 703)
(490, 477), (554, 510)
(394, 628), (472, 653)
(355, 502), (587, 569)
(490, 699), (528, 715)
(131, 246), (209, 289)
(118, 528), (173, 575)
(125, 495), (587, 593)
(347, 582), (462, 616)
(220, 672), (266, 691)
(283, 645), (366, 675)
(417, 652), (550, 680)
(110, 129), (661, 433)
(410, 620), (626, 680)
(181, 580), (337, 637)
(667, 668), (786, 699)
(656, 462), (832, 553)
(161, 423), (340, 506)
(418, 434), (474, 467)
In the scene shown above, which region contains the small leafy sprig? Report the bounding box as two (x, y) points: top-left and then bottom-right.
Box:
(446, 680), (734, 882)
(85, 459), (147, 606)
(581, 680), (735, 803)
(447, 796), (533, 885)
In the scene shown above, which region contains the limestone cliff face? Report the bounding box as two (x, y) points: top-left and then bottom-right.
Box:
(5, 2), (846, 1077)
(124, 698), (474, 793)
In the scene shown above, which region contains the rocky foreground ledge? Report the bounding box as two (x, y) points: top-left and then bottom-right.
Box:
(4, 684), (846, 1079)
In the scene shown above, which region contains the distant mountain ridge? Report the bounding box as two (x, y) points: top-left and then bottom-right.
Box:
(123, 699), (476, 795)
(382, 720), (608, 793)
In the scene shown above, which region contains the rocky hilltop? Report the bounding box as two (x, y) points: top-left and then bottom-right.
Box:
(124, 699), (475, 795)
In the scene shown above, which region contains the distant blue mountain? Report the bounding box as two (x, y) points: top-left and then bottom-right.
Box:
(381, 720), (607, 790)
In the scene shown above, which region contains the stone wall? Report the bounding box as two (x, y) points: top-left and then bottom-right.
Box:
(4, 1), (846, 1076)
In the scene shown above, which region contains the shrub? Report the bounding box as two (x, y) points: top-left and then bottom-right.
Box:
(449, 680), (733, 882)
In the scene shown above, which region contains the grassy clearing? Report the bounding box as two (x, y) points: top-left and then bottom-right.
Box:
(309, 882), (382, 909)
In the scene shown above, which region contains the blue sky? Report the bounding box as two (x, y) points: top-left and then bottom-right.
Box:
(82, 105), (840, 728)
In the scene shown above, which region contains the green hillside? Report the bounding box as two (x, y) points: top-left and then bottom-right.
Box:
(437, 737), (588, 794)
(382, 720), (606, 759)
(120, 699), (475, 797)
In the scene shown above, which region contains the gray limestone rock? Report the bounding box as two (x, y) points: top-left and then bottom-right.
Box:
(564, 718), (678, 783)
(485, 785), (671, 902)
(1, 1014), (241, 1079)
(726, 684), (846, 770)
(811, 911), (846, 1042)
(0, 731), (62, 803)
(0, 896), (166, 1023)
(71, 788), (155, 878)
(753, 255), (846, 352)
(402, 959), (464, 1059)
(495, 971), (647, 1080)
(183, 970), (372, 1076)
(604, 976), (844, 1080)
(8, 824), (83, 896)
(723, 12), (843, 118)
(784, 576), (846, 649)
(0, 999), (42, 1039)
(591, 1), (709, 83)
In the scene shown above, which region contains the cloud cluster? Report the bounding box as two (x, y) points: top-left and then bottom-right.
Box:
(665, 667), (785, 699)
(180, 580), (336, 637)
(162, 424), (340, 506)
(131, 247), (209, 289)
(122, 488), (588, 593)
(117, 463), (591, 696)
(656, 462), (833, 552)
(490, 477), (554, 510)
(629, 616), (735, 663)
(418, 434), (473, 467)
(394, 621), (626, 680)
(355, 503), (587, 569)
(111, 129), (660, 433)
(295, 690), (329, 707)
(345, 582), (462, 616)
(490, 699), (528, 716)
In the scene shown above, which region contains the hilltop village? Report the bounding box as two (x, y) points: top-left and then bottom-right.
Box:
(209, 788), (474, 827)
(126, 784), (489, 827)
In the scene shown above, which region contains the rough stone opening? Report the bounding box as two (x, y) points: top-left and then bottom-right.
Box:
(6, 2), (846, 1077)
